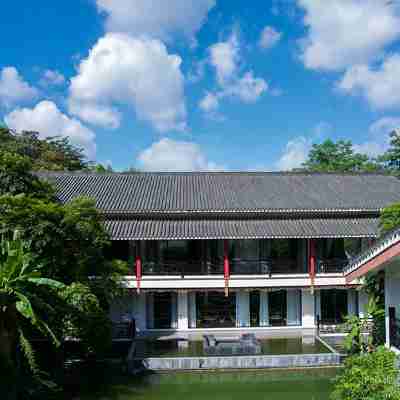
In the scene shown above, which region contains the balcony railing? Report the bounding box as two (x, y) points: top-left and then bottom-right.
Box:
(316, 258), (349, 274)
(142, 260), (223, 276)
(140, 257), (303, 276)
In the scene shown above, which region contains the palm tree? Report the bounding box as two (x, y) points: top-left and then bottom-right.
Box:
(0, 232), (65, 393)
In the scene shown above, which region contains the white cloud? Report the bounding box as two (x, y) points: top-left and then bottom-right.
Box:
(275, 136), (311, 171)
(136, 138), (223, 171)
(209, 32), (240, 85)
(259, 26), (282, 50)
(68, 33), (186, 132)
(338, 54), (400, 109)
(225, 71), (268, 103)
(96, 0), (215, 42)
(297, 0), (400, 71)
(199, 92), (219, 112)
(200, 31), (268, 116)
(4, 101), (96, 159)
(0, 67), (38, 108)
(39, 69), (66, 87)
(353, 116), (400, 157)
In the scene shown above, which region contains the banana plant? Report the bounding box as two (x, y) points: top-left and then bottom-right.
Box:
(0, 231), (65, 388)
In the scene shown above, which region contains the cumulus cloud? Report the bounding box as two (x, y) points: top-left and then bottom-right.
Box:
(39, 69), (66, 87)
(68, 33), (186, 132)
(259, 26), (282, 50)
(275, 136), (311, 171)
(297, 0), (400, 71)
(209, 32), (240, 85)
(199, 92), (219, 112)
(0, 67), (38, 108)
(338, 54), (400, 109)
(4, 101), (96, 159)
(200, 31), (268, 116)
(136, 138), (223, 171)
(353, 117), (400, 157)
(96, 0), (215, 42)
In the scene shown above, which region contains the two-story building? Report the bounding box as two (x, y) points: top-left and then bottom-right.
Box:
(43, 172), (400, 338)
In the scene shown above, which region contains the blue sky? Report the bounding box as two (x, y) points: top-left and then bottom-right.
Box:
(1, 0), (400, 171)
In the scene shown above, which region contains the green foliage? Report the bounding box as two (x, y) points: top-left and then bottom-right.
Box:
(61, 283), (112, 356)
(0, 128), (88, 171)
(0, 151), (54, 198)
(331, 346), (400, 400)
(0, 235), (65, 386)
(0, 195), (111, 284)
(301, 139), (379, 172)
(343, 296), (385, 354)
(380, 202), (400, 234)
(379, 129), (400, 171)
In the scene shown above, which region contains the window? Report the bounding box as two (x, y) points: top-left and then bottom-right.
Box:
(196, 292), (236, 328)
(268, 290), (287, 326)
(270, 239), (298, 259)
(320, 290), (348, 324)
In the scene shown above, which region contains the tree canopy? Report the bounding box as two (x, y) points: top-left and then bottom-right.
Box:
(0, 127), (126, 396)
(0, 128), (88, 172)
(301, 139), (379, 172)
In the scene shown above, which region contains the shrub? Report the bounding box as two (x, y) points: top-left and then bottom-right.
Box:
(331, 346), (400, 400)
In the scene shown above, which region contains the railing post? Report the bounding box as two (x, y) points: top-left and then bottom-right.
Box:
(224, 239), (230, 297)
(135, 241), (142, 294)
(308, 239), (316, 293)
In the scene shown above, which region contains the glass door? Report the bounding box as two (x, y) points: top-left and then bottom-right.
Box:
(268, 290), (287, 326)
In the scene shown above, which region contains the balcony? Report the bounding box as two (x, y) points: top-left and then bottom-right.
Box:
(140, 257), (303, 276)
(316, 258), (349, 274)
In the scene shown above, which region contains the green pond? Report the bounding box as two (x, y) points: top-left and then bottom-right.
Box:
(75, 368), (339, 400)
(135, 338), (330, 358)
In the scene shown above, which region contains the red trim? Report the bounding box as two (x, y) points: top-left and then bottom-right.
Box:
(135, 242), (142, 293)
(309, 239), (316, 287)
(224, 239), (230, 295)
(346, 241), (400, 283)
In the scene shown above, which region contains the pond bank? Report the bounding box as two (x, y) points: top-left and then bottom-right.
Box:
(66, 367), (339, 400)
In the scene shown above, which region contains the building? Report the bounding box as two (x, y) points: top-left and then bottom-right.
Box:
(43, 172), (400, 338)
(345, 226), (400, 351)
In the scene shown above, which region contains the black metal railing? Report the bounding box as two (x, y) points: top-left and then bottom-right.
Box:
(140, 257), (304, 276)
(316, 258), (349, 273)
(142, 260), (223, 276)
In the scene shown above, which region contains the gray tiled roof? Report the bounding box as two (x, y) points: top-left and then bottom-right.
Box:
(104, 217), (379, 240)
(39, 172), (400, 214)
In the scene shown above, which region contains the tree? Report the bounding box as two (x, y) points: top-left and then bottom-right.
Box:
(331, 346), (400, 400)
(379, 128), (400, 171)
(343, 296), (384, 354)
(0, 234), (65, 397)
(380, 202), (400, 234)
(0, 128), (88, 171)
(301, 139), (379, 172)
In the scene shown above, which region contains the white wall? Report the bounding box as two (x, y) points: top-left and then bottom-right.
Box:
(301, 289), (315, 329)
(177, 291), (189, 330)
(236, 291), (250, 327)
(259, 291), (269, 327)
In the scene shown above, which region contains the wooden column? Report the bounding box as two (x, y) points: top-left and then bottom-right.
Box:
(308, 239), (316, 293)
(135, 241), (142, 294)
(224, 239), (230, 296)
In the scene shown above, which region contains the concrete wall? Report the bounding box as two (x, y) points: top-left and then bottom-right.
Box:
(301, 289), (315, 329)
(135, 353), (340, 371)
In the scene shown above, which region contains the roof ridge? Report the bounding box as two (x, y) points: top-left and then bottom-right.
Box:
(36, 171), (396, 177)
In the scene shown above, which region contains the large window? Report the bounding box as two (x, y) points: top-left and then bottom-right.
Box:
(320, 289), (348, 324)
(268, 290), (287, 326)
(196, 292), (236, 328)
(152, 292), (175, 329)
